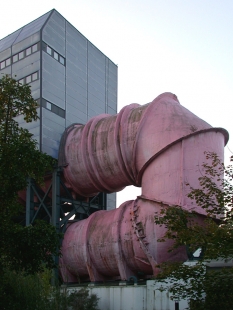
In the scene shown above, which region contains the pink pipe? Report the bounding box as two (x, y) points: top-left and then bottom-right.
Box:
(59, 93), (227, 198)
(59, 93), (228, 282)
(60, 199), (186, 282)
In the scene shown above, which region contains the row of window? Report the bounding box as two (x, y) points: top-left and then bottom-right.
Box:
(0, 41), (66, 70)
(0, 43), (39, 70)
(42, 42), (65, 66)
(18, 71), (39, 85)
(0, 57), (11, 69)
(41, 98), (65, 118)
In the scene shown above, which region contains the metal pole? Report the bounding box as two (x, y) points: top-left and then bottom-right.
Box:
(51, 167), (61, 286)
(51, 167), (61, 230)
(26, 177), (34, 226)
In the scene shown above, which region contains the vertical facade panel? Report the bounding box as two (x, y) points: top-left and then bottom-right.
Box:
(106, 59), (117, 115)
(42, 11), (65, 56)
(0, 66), (11, 75)
(42, 52), (65, 109)
(65, 21), (88, 127)
(0, 47), (12, 61)
(87, 44), (106, 119)
(30, 79), (40, 100)
(42, 108), (65, 158)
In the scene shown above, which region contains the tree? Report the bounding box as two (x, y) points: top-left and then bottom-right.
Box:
(0, 75), (60, 273)
(155, 152), (233, 310)
(0, 75), (101, 310)
(1, 269), (100, 310)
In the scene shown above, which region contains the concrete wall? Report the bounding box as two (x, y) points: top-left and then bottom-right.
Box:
(66, 280), (188, 310)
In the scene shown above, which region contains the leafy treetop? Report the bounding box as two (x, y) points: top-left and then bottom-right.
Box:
(0, 74), (56, 205)
(0, 75), (59, 274)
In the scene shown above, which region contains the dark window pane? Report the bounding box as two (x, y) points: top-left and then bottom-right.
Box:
(52, 105), (59, 114)
(58, 108), (65, 118)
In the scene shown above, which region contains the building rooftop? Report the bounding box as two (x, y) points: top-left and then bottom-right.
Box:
(0, 10), (52, 53)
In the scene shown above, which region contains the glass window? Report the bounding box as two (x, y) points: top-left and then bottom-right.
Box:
(32, 72), (38, 81)
(18, 78), (24, 85)
(46, 101), (52, 110)
(0, 61), (5, 69)
(19, 51), (24, 60)
(47, 46), (52, 55)
(54, 51), (58, 60)
(32, 44), (38, 53)
(13, 54), (18, 63)
(52, 105), (59, 114)
(26, 47), (32, 56)
(59, 56), (65, 65)
(5, 58), (11, 66)
(58, 108), (65, 118)
(26, 75), (32, 84)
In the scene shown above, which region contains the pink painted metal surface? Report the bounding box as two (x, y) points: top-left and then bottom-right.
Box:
(59, 92), (228, 282)
(141, 130), (226, 215)
(59, 93), (227, 197)
(60, 199), (187, 282)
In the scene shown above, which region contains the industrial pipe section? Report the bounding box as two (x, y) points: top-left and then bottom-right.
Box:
(58, 93), (228, 282)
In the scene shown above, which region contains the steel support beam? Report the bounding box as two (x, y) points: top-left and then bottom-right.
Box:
(25, 167), (107, 230)
(26, 178), (35, 226)
(51, 168), (61, 232)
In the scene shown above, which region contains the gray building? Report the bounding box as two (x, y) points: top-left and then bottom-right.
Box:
(0, 9), (117, 209)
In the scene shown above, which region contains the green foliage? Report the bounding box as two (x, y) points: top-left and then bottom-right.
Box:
(0, 75), (59, 274)
(69, 288), (100, 310)
(1, 269), (100, 310)
(155, 152), (233, 309)
(1, 269), (50, 310)
(0, 75), (56, 206)
(3, 220), (61, 273)
(187, 152), (233, 217)
(157, 263), (233, 310)
(155, 153), (233, 260)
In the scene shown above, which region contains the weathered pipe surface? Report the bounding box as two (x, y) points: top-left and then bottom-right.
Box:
(60, 198), (186, 282)
(59, 93), (228, 282)
(58, 92), (228, 199)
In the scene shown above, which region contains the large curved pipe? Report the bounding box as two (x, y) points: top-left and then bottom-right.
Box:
(60, 198), (187, 282)
(59, 93), (228, 282)
(58, 93), (228, 199)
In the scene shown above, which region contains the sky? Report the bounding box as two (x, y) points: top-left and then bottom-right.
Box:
(1, 0), (233, 206)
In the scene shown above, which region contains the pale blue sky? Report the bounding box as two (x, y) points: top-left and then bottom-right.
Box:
(1, 0), (233, 205)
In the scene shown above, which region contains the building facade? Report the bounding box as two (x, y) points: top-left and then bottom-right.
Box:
(0, 9), (117, 209)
